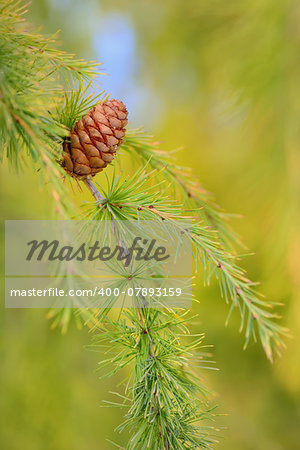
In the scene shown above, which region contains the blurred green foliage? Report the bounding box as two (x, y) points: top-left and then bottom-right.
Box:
(1, 0), (299, 449)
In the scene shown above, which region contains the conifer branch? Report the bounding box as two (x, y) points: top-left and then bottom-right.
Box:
(0, 0), (100, 216)
(1, 2), (288, 448)
(83, 177), (218, 448)
(83, 168), (288, 361)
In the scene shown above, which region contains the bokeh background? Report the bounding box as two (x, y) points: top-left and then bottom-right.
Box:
(1, 0), (300, 448)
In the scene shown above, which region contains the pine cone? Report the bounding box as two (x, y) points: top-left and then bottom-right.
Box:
(62, 99), (128, 178)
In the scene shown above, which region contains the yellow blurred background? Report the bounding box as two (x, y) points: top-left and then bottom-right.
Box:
(1, 0), (300, 448)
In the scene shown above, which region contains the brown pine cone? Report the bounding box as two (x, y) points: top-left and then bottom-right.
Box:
(62, 99), (128, 178)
